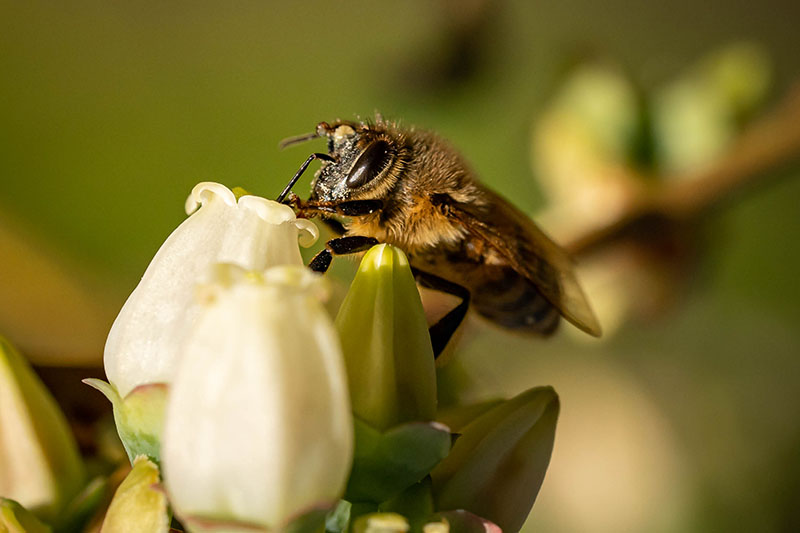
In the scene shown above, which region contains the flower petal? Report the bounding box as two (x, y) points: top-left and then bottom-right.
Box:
(162, 265), (352, 529)
(104, 183), (318, 396)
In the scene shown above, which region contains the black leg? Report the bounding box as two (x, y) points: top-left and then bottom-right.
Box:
(308, 250), (333, 273)
(336, 200), (383, 216)
(308, 236), (380, 273)
(294, 198), (384, 218)
(412, 268), (471, 359)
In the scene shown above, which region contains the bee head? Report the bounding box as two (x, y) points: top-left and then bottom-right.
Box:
(311, 120), (401, 203)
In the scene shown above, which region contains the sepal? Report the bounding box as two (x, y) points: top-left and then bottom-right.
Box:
(430, 387), (559, 532)
(346, 419), (450, 504)
(83, 379), (167, 464)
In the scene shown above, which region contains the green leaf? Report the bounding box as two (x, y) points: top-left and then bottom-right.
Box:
(336, 244), (436, 431)
(346, 418), (451, 504)
(83, 379), (167, 464)
(430, 387), (559, 532)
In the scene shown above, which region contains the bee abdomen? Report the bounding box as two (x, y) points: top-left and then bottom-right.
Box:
(473, 269), (560, 335)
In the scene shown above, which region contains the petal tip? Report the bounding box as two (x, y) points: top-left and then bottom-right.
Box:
(185, 182), (237, 215)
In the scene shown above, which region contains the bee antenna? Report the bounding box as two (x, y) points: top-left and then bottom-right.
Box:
(278, 131), (320, 150)
(276, 152), (335, 203)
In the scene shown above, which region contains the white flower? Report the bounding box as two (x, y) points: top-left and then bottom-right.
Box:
(104, 183), (318, 397)
(162, 264), (353, 530)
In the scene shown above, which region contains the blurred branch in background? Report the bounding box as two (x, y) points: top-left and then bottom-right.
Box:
(563, 81), (800, 257)
(532, 43), (800, 334)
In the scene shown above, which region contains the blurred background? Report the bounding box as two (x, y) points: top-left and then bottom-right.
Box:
(2, 1), (799, 531)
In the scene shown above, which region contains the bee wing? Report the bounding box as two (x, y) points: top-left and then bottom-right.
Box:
(448, 188), (602, 337)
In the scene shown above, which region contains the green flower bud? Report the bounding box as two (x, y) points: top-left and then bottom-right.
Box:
(0, 337), (85, 522)
(654, 42), (771, 174)
(430, 387), (559, 532)
(336, 244), (436, 430)
(100, 456), (169, 532)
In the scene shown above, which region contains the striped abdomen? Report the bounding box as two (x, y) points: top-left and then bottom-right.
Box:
(471, 267), (561, 335)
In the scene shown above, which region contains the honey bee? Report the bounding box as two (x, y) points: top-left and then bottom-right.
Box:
(278, 117), (601, 356)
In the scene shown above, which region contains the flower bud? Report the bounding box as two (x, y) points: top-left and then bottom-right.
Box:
(0, 337), (85, 522)
(161, 264), (352, 530)
(104, 182), (318, 397)
(430, 387), (559, 532)
(100, 456), (169, 533)
(335, 244), (436, 430)
(352, 513), (409, 533)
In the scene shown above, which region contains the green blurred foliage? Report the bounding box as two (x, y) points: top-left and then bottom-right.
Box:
(1, 1), (799, 532)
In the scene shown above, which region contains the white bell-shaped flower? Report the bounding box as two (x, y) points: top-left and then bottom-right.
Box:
(104, 183), (318, 397)
(162, 264), (353, 530)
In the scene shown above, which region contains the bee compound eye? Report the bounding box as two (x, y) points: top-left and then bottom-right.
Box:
(345, 140), (393, 188)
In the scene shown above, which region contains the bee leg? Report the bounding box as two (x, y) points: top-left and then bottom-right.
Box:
(293, 198), (384, 218)
(412, 268), (471, 359)
(308, 236), (380, 273)
(334, 200), (384, 216)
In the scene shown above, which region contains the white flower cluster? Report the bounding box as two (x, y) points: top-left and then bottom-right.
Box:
(103, 182), (352, 530)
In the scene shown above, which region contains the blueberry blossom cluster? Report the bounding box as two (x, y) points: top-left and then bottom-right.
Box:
(1, 182), (559, 533)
